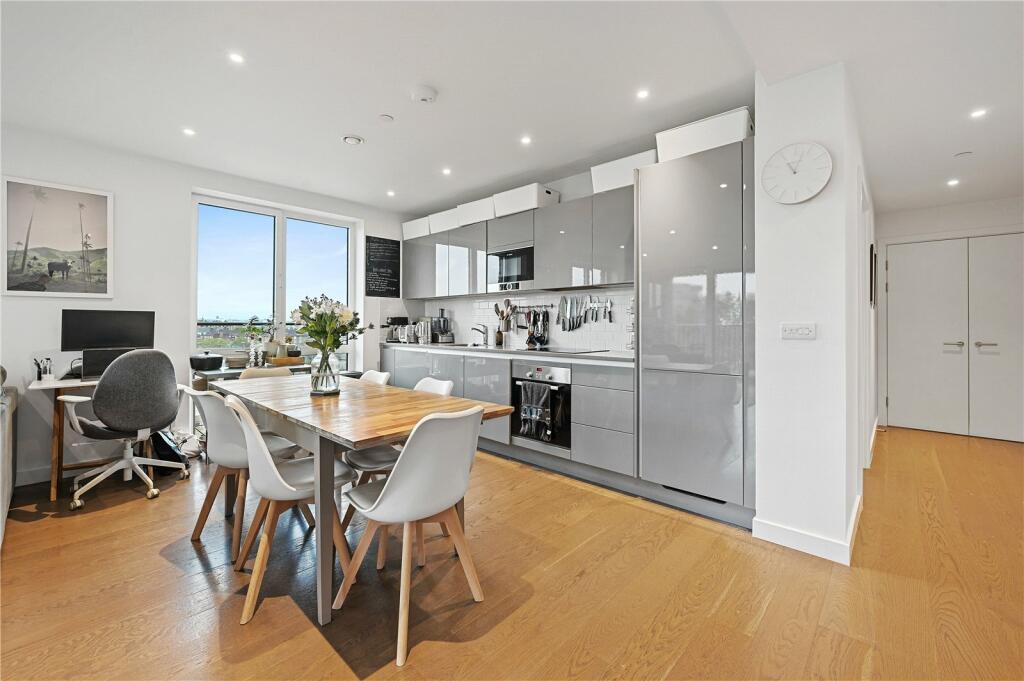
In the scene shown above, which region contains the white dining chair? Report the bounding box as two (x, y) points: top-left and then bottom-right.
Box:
(359, 370), (391, 385)
(238, 366), (292, 380)
(332, 406), (484, 667)
(224, 394), (358, 624)
(341, 376), (456, 561)
(184, 387), (312, 565)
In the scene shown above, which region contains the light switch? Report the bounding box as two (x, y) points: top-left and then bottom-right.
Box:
(781, 323), (817, 340)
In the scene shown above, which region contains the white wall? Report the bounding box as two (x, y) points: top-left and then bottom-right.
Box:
(874, 195), (1023, 426)
(1, 124), (408, 486)
(752, 64), (874, 565)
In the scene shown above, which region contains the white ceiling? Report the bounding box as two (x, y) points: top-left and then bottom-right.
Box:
(2, 2), (1021, 215)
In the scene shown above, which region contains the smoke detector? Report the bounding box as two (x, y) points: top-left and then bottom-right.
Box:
(410, 84), (438, 104)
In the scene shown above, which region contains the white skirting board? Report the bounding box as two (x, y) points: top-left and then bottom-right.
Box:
(752, 495), (863, 565)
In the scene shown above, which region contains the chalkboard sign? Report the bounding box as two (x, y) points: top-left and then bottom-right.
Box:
(365, 236), (401, 298)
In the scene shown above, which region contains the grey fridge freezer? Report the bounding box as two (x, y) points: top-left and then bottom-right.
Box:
(636, 138), (755, 509)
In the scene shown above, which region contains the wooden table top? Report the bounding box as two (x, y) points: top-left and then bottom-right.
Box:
(211, 373), (514, 450)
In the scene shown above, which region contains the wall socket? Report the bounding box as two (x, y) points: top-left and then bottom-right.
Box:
(781, 322), (817, 340)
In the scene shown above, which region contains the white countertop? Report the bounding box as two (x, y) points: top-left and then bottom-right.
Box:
(381, 342), (635, 367)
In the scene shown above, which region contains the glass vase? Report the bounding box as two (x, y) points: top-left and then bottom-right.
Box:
(310, 351), (340, 396)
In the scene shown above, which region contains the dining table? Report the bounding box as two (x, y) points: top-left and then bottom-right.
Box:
(211, 373), (514, 625)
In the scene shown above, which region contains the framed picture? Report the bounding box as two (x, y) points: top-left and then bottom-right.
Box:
(3, 177), (113, 298)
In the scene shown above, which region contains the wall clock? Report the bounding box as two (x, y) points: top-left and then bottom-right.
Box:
(761, 142), (833, 204)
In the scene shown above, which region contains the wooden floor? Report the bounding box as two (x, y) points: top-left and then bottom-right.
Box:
(1, 428), (1021, 680)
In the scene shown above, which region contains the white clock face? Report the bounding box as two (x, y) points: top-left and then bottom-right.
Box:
(761, 142), (833, 204)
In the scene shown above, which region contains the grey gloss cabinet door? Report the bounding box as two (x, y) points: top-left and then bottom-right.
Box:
(402, 232), (449, 299)
(487, 211), (533, 250)
(572, 424), (635, 477)
(394, 350), (430, 389)
(429, 353), (464, 397)
(637, 144), (743, 374)
(534, 196), (593, 289)
(463, 356), (510, 444)
(592, 187), (634, 285)
(639, 369), (743, 504)
(380, 346), (395, 376)
(448, 222), (487, 296)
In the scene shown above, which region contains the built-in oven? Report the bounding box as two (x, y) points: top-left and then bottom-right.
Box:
(511, 361), (571, 455)
(487, 246), (534, 292)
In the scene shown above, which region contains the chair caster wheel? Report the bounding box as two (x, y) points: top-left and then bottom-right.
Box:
(146, 488), (160, 499)
(180, 469), (190, 480)
(69, 499), (84, 511)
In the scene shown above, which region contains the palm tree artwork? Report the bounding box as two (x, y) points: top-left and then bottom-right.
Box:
(18, 186), (48, 272)
(78, 203), (90, 282)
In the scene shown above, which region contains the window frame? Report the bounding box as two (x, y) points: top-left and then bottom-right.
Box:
(191, 193), (357, 353)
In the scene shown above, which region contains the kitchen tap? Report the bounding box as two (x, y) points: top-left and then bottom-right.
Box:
(471, 324), (488, 345)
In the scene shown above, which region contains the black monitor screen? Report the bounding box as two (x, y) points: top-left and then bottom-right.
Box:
(60, 309), (155, 351)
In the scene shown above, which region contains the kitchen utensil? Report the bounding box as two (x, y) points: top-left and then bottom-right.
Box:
(605, 299), (613, 322)
(494, 303), (501, 318)
(189, 351), (223, 371)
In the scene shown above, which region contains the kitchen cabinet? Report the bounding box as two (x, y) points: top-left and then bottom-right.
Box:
(380, 346), (395, 376)
(429, 353), (465, 397)
(572, 385), (634, 433)
(463, 356), (511, 444)
(447, 222), (487, 296)
(394, 349), (430, 389)
(534, 196), (593, 289)
(571, 424), (635, 477)
(592, 186), (634, 286)
(573, 364), (634, 391)
(486, 211), (534, 251)
(402, 232), (449, 299)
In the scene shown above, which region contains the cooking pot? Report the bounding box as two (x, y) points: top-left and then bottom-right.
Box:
(189, 351), (223, 371)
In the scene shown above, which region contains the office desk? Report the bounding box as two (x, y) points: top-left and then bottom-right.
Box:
(28, 378), (101, 501)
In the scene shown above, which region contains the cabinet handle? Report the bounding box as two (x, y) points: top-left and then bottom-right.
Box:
(943, 341), (965, 347)
(974, 341), (998, 348)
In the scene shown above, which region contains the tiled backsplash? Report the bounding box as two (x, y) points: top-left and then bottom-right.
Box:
(424, 286), (635, 351)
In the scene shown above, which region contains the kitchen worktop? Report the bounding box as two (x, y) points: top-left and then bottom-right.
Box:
(381, 342), (635, 366)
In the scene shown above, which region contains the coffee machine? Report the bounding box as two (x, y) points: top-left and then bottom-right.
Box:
(384, 316), (409, 343)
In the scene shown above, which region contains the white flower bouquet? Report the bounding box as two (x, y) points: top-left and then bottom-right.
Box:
(290, 294), (370, 392)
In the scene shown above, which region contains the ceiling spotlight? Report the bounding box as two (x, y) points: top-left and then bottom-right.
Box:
(636, 89), (650, 100)
(559, 230), (566, 235)
(520, 135), (532, 146)
(386, 190), (395, 197)
(619, 244), (625, 249)
(954, 151), (974, 158)
(379, 114), (395, 123)
(669, 229), (676, 235)
(342, 135), (364, 145)
(228, 52), (245, 64)
(442, 167), (452, 176)
(182, 127), (196, 136)
(719, 183), (728, 189)
(712, 245), (719, 250)
(970, 109), (987, 119)
(947, 178), (960, 187)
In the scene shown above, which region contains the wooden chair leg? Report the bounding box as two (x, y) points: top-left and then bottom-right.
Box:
(439, 522), (450, 538)
(191, 466), (228, 542)
(415, 521), (426, 567)
(377, 524), (389, 570)
(444, 507), (483, 602)
(339, 500), (356, 535)
(397, 521), (414, 666)
(235, 497), (269, 571)
(298, 504), (316, 528)
(331, 504), (352, 572)
(333, 519), (379, 610)
(240, 501), (282, 624)
(230, 471), (248, 562)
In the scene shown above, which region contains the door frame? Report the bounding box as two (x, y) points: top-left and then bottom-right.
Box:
(878, 225), (1024, 427)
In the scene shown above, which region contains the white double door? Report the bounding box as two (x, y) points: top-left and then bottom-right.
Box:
(887, 233), (1023, 441)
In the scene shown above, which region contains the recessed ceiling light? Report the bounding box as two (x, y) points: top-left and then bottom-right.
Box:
(386, 190), (395, 197)
(636, 89), (650, 100)
(712, 245), (719, 250)
(719, 183), (728, 189)
(954, 151), (974, 158)
(228, 52), (245, 64)
(947, 178), (960, 186)
(182, 127), (196, 136)
(669, 229), (676, 235)
(619, 244), (625, 249)
(379, 114), (395, 123)
(442, 167), (452, 176)
(342, 135), (364, 145)
(559, 230), (566, 235)
(642, 253), (648, 257)
(970, 108), (987, 119)
(520, 135), (532, 146)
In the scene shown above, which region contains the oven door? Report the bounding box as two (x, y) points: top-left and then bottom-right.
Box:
(512, 379), (571, 450)
(487, 246), (534, 292)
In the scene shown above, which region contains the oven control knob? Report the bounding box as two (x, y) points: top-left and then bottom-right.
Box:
(526, 372), (534, 378)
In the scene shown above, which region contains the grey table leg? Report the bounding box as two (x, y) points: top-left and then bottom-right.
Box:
(223, 473), (237, 518)
(313, 436), (334, 625)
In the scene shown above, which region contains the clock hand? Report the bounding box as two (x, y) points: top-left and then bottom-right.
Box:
(786, 161), (798, 174)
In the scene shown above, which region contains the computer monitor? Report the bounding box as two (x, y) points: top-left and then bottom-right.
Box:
(60, 309), (155, 352)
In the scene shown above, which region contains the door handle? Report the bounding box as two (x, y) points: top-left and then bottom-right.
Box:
(943, 341), (965, 347)
(974, 341), (998, 348)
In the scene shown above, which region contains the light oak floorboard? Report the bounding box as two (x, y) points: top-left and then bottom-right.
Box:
(2, 428), (1021, 680)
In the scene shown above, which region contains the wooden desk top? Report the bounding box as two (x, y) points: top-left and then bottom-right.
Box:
(211, 374), (514, 450)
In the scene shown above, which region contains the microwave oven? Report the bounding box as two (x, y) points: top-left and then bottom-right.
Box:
(487, 245), (534, 292)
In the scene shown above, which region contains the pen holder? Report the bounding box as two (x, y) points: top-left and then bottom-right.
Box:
(41, 372), (54, 382)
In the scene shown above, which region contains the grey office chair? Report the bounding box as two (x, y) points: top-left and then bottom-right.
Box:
(59, 349), (188, 510)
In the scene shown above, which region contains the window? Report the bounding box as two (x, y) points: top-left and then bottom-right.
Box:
(194, 197), (353, 363)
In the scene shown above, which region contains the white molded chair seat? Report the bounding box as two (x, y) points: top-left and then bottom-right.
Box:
(333, 407), (484, 667)
(359, 370), (391, 385)
(274, 457), (356, 497)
